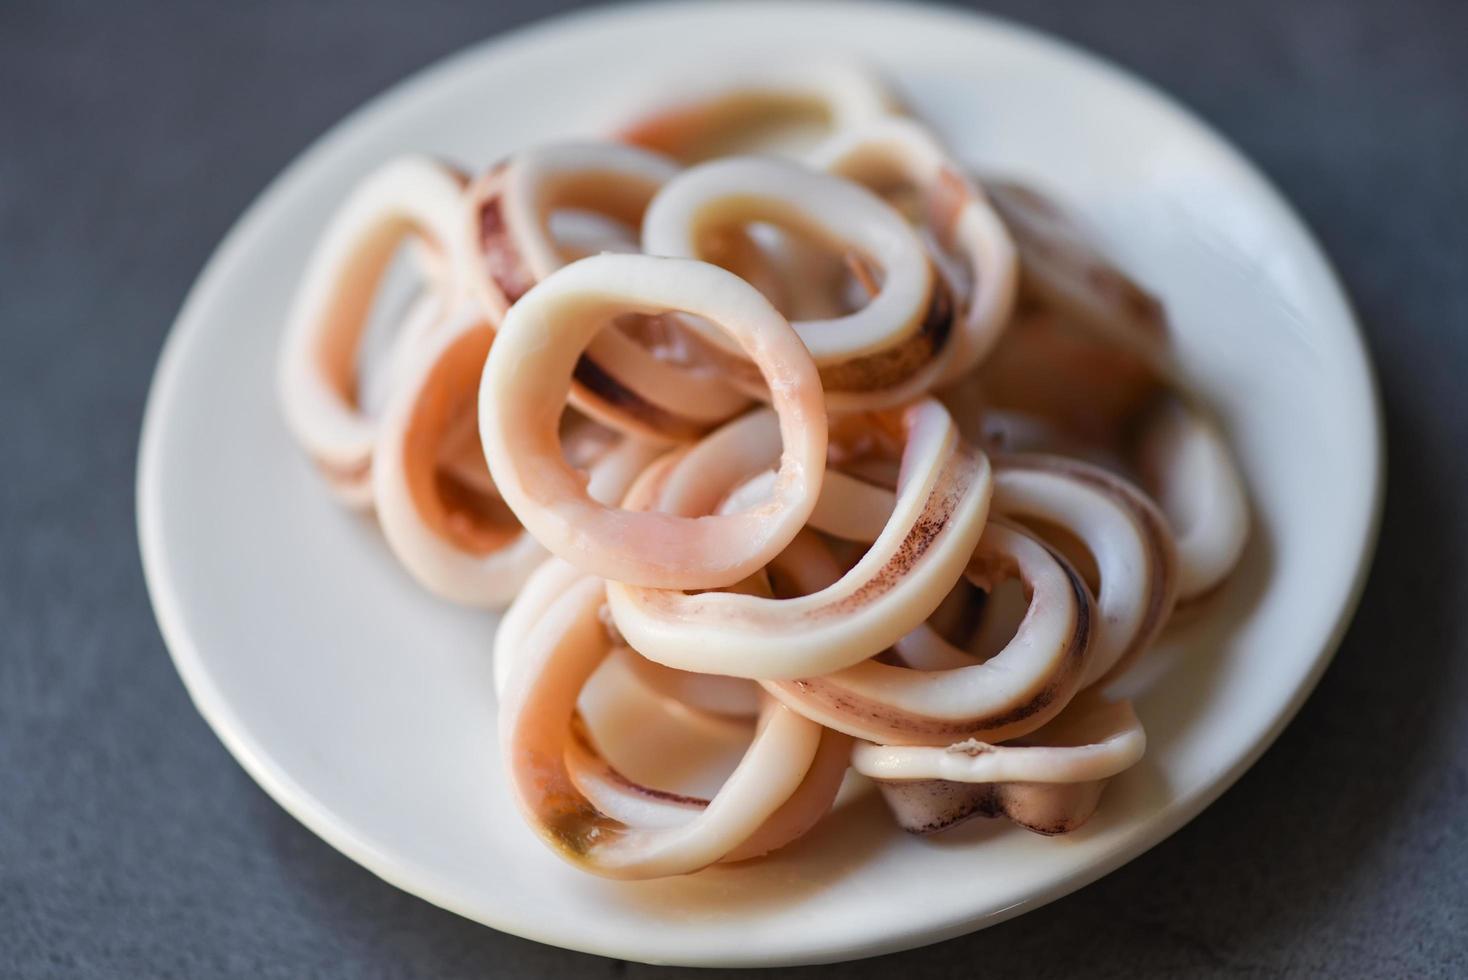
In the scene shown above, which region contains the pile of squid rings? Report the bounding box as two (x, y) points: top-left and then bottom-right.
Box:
(278, 61), (1249, 880)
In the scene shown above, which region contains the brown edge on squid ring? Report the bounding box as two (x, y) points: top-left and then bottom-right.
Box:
(996, 452), (1180, 684)
(825, 439), (976, 614)
(776, 525), (1093, 740)
(817, 274), (956, 393)
(680, 272), (955, 398)
(630, 435), (981, 631)
(473, 166), (537, 308)
(876, 778), (1107, 836)
(568, 354), (712, 442)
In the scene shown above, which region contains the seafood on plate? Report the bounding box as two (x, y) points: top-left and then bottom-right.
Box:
(277, 59), (1250, 880)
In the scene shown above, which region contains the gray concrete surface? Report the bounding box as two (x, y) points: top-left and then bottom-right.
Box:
(2, 1), (1465, 976)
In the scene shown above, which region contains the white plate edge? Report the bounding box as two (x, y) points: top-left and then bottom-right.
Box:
(133, 0), (1387, 966)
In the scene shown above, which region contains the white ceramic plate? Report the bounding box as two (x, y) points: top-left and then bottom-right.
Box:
(137, 1), (1383, 967)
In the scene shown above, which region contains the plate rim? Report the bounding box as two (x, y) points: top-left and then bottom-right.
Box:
(136, 0), (1386, 966)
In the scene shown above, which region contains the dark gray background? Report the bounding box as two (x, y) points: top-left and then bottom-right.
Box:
(3, 1), (1465, 976)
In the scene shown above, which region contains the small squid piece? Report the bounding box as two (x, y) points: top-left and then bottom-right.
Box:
(854, 692), (1145, 836)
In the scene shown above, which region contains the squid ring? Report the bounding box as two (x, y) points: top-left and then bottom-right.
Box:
(1137, 396), (1250, 602)
(606, 399), (992, 679)
(853, 692), (1145, 835)
(494, 550), (763, 719)
(708, 444), (1167, 686)
(328, 290), (445, 510)
(565, 673), (853, 862)
(279, 156), (469, 504)
(615, 60), (897, 164)
(493, 556), (586, 701)
(498, 573), (826, 879)
(376, 315), (663, 607)
(642, 156), (953, 409)
(991, 455), (1178, 685)
(852, 692), (1145, 784)
(373, 315), (545, 606)
(466, 142), (749, 441)
(812, 117), (1018, 383)
(478, 253), (827, 589)
(494, 540), (765, 719)
(765, 521), (1092, 746)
